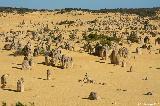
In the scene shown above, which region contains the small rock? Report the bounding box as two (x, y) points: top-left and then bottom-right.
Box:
(102, 82), (106, 85)
(144, 92), (152, 95)
(88, 92), (100, 100)
(78, 79), (82, 82)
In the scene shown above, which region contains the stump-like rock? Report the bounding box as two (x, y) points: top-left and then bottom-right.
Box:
(136, 47), (142, 55)
(17, 78), (24, 92)
(1, 74), (9, 89)
(47, 69), (51, 80)
(110, 50), (120, 65)
(4, 44), (11, 50)
(22, 60), (30, 70)
(121, 60), (126, 67)
(45, 56), (49, 65)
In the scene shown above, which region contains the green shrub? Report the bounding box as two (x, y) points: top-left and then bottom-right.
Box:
(2, 102), (7, 106)
(58, 20), (75, 25)
(127, 32), (139, 43)
(69, 34), (76, 40)
(16, 101), (26, 106)
(83, 33), (120, 46)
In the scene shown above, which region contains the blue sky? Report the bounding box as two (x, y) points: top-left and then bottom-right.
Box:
(0, 0), (159, 10)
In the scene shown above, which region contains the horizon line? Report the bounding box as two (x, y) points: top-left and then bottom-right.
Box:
(0, 6), (160, 11)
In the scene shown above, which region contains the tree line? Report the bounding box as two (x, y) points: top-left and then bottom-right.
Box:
(0, 7), (159, 17)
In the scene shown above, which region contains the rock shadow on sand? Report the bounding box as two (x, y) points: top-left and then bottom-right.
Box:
(37, 62), (45, 65)
(3, 88), (17, 92)
(95, 60), (106, 64)
(12, 66), (22, 70)
(37, 77), (51, 80)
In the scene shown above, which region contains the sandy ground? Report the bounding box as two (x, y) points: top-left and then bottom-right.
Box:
(0, 11), (160, 106)
(0, 43), (160, 106)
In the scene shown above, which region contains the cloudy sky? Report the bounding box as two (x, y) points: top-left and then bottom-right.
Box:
(0, 0), (159, 10)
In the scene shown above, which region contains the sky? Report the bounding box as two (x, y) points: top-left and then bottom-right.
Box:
(0, 0), (159, 10)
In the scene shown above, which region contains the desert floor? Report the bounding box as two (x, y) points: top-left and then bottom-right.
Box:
(0, 12), (160, 106)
